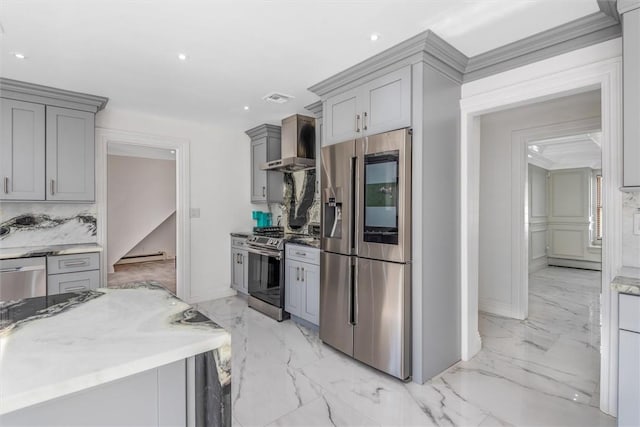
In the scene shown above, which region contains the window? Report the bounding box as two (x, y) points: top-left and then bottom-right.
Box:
(595, 175), (603, 240)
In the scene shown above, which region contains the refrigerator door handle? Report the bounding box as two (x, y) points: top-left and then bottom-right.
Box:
(349, 260), (355, 325)
(354, 259), (359, 325)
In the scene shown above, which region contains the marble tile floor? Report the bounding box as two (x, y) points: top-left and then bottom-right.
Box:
(107, 259), (176, 294)
(196, 266), (615, 427)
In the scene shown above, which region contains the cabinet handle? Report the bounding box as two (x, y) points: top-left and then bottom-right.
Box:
(301, 267), (304, 282)
(363, 112), (368, 131)
(239, 254), (243, 265)
(50, 179), (55, 196)
(3, 177), (8, 194)
(64, 286), (87, 292)
(63, 260), (88, 267)
(296, 267), (300, 281)
(355, 114), (361, 133)
(295, 251), (306, 256)
(262, 186), (266, 197)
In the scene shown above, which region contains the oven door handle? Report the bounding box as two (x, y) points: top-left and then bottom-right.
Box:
(246, 246), (282, 260)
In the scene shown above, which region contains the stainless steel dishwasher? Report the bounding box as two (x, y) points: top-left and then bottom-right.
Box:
(0, 257), (47, 302)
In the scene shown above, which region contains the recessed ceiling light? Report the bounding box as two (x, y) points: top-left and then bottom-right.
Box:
(170, 150), (176, 154)
(244, 106), (250, 111)
(177, 53), (187, 61)
(370, 33), (380, 42)
(13, 52), (26, 59)
(527, 154), (533, 158)
(530, 145), (540, 152)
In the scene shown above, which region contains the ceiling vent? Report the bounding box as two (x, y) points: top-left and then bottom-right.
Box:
(263, 92), (294, 104)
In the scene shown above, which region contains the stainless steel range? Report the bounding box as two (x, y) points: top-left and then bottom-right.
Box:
(246, 228), (289, 321)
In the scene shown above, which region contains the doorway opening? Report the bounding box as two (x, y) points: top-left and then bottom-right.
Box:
(106, 144), (177, 293)
(95, 128), (191, 301)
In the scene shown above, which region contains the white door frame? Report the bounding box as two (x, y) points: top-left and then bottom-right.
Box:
(460, 58), (622, 416)
(512, 116), (602, 320)
(95, 128), (191, 301)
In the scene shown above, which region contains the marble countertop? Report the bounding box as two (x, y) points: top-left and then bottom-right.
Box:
(0, 243), (102, 260)
(611, 276), (640, 295)
(0, 282), (230, 415)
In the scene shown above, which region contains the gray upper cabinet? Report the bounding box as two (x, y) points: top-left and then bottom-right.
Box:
(0, 98), (46, 200)
(46, 107), (96, 201)
(324, 66), (411, 145)
(0, 78), (108, 202)
(246, 124), (283, 204)
(622, 5), (640, 189)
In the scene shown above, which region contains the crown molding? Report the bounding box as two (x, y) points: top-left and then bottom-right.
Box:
(0, 78), (108, 113)
(308, 30), (468, 97)
(304, 100), (323, 118)
(617, 0), (640, 14)
(599, 0), (621, 21)
(463, 11), (621, 82)
(245, 123), (281, 140)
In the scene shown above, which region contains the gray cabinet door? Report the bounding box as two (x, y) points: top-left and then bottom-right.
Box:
(285, 260), (303, 315)
(231, 248), (245, 293)
(251, 137), (268, 203)
(624, 8), (640, 187)
(240, 250), (249, 294)
(46, 106), (95, 201)
(48, 270), (100, 295)
(619, 330), (640, 426)
(325, 89), (359, 146)
(0, 98), (45, 200)
(361, 66), (412, 137)
(300, 262), (320, 325)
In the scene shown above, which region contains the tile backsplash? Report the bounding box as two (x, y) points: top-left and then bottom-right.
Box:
(623, 192), (640, 268)
(263, 169), (319, 234)
(0, 203), (97, 248)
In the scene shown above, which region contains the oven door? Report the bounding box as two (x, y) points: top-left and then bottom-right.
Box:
(247, 247), (284, 308)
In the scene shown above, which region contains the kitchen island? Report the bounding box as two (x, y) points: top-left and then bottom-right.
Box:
(0, 282), (231, 426)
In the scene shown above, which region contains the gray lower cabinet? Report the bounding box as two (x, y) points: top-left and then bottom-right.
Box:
(230, 236), (248, 295)
(285, 244), (320, 325)
(0, 359), (186, 426)
(622, 6), (640, 188)
(246, 124), (283, 204)
(619, 293), (640, 426)
(0, 98), (46, 200)
(47, 252), (101, 295)
(324, 66), (411, 145)
(46, 106), (95, 201)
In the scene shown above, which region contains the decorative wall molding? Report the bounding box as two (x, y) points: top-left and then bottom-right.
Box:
(599, 0), (621, 21)
(0, 78), (108, 113)
(618, 0), (640, 14)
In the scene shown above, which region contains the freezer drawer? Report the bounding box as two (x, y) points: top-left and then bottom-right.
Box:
(354, 257), (411, 380)
(319, 251), (354, 356)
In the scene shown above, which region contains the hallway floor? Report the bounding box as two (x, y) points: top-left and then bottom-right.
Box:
(196, 266), (614, 427)
(107, 259), (176, 294)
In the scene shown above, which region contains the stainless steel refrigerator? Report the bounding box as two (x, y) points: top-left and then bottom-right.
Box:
(320, 128), (411, 380)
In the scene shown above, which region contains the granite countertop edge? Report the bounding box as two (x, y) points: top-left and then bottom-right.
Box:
(0, 243), (103, 260)
(611, 276), (640, 295)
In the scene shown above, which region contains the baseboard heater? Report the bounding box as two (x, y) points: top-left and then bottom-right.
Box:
(116, 251), (167, 265)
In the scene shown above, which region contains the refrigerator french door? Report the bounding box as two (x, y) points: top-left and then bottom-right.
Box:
(320, 128), (411, 380)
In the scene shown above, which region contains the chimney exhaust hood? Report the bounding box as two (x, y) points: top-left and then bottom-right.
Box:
(261, 114), (316, 172)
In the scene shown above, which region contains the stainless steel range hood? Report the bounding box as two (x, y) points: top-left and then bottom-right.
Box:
(261, 114), (316, 172)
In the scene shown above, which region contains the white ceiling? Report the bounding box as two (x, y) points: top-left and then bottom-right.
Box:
(528, 132), (602, 170)
(0, 0), (600, 129)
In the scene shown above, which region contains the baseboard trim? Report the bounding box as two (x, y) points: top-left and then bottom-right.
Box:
(548, 258), (602, 271)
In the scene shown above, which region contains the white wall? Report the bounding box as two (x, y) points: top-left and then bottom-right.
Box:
(97, 108), (254, 302)
(478, 91), (601, 317)
(528, 164), (548, 272)
(126, 212), (176, 258)
(107, 154), (176, 272)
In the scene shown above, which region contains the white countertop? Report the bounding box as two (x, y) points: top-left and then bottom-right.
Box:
(0, 243), (102, 260)
(0, 283), (230, 415)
